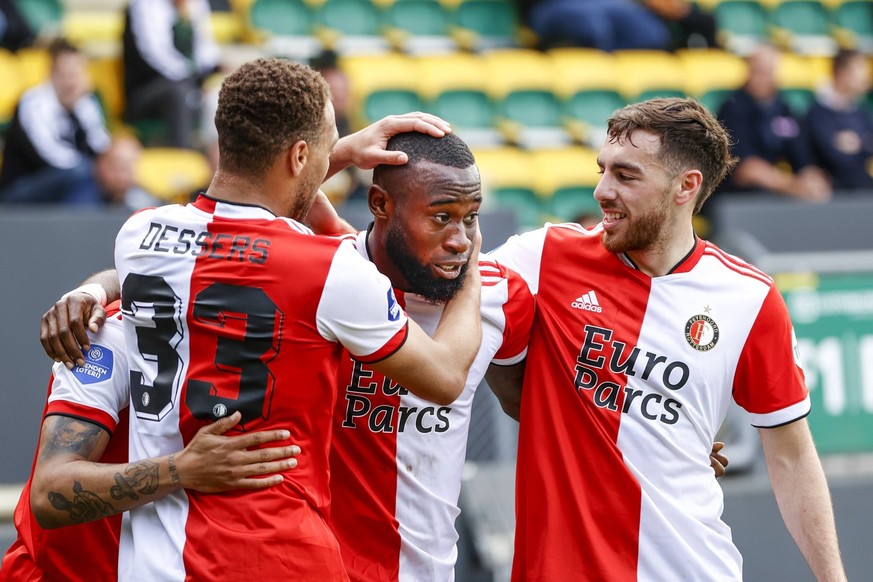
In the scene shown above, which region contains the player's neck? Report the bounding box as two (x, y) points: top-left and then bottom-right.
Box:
(205, 170), (287, 217)
(366, 225), (408, 291)
(625, 224), (697, 277)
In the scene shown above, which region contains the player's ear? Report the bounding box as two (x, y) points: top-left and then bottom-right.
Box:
(368, 184), (392, 219)
(287, 140), (309, 177)
(676, 169), (702, 207)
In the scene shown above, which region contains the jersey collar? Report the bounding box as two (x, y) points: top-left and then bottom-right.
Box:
(192, 193), (284, 222)
(619, 235), (705, 276)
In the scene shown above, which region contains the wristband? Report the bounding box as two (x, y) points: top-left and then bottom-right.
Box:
(60, 283), (108, 307)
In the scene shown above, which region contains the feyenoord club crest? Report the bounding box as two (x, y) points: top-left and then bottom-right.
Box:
(685, 314), (719, 351)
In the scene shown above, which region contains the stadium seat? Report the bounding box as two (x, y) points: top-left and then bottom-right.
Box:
(416, 54), (501, 146)
(244, 0), (321, 59)
(450, 0), (518, 51)
(15, 48), (51, 90)
(16, 0), (63, 36)
(483, 50), (569, 147)
(89, 56), (125, 126)
(769, 0), (837, 55)
(136, 148), (213, 204)
(340, 53), (422, 128)
(613, 50), (686, 102)
(530, 147), (600, 221)
(315, 0), (391, 52)
(677, 49), (748, 112)
(61, 10), (124, 53)
(713, 0), (769, 54)
(382, 0), (455, 52)
(776, 52), (831, 114)
(473, 147), (543, 228)
(0, 50), (23, 131)
(548, 48), (624, 141)
(831, 1), (873, 52)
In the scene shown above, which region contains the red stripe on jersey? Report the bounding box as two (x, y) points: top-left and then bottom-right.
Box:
(45, 400), (119, 434)
(513, 227), (648, 581)
(703, 244), (772, 286)
(733, 284), (808, 418)
(354, 324), (409, 364)
(179, 218), (350, 580)
(670, 237), (706, 274)
(330, 353), (402, 582)
(493, 264), (535, 361)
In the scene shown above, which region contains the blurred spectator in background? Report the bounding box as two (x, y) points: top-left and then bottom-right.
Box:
(0, 38), (110, 205)
(311, 50), (367, 205)
(717, 44), (831, 202)
(806, 49), (873, 190)
(518, 0), (671, 51)
(122, 0), (220, 149)
(0, 0), (35, 51)
(641, 0), (719, 49)
(95, 134), (160, 211)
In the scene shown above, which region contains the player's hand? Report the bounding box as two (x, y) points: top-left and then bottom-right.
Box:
(710, 441), (729, 478)
(40, 292), (106, 369)
(332, 112), (452, 170)
(175, 411), (301, 492)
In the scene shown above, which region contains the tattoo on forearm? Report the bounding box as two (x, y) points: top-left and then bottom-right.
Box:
(40, 417), (104, 460)
(109, 460), (159, 500)
(168, 454), (181, 486)
(48, 481), (116, 524)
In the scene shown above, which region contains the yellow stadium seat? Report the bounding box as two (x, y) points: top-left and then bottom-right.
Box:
(677, 49), (748, 112)
(613, 50), (686, 102)
(89, 56), (125, 125)
(16, 48), (51, 90)
(548, 48), (619, 98)
(472, 146), (543, 227)
(0, 50), (23, 128)
(62, 11), (124, 49)
(531, 147), (601, 222)
(340, 53), (423, 129)
(136, 148), (213, 204)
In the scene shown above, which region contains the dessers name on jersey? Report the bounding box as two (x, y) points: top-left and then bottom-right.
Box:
(573, 324), (689, 426)
(137, 221), (270, 263)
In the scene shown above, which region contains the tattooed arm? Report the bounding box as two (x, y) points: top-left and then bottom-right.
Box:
(30, 411), (300, 529)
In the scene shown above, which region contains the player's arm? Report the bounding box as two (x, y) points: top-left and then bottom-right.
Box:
(30, 411), (299, 529)
(41, 269), (119, 369)
(367, 235), (482, 406)
(759, 419), (846, 581)
(485, 361), (525, 422)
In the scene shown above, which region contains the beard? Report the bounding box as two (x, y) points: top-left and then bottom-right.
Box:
(385, 223), (469, 304)
(601, 191), (671, 254)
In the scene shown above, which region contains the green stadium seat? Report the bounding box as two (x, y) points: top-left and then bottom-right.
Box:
(832, 1), (873, 51)
(16, 0), (63, 35)
(452, 0), (518, 50)
(770, 0), (836, 54)
(430, 90), (495, 130)
(713, 0), (768, 53)
(780, 87), (816, 115)
(249, 0), (313, 36)
(492, 187), (543, 228)
(563, 90), (626, 129)
(363, 90), (427, 125)
(316, 0), (390, 52)
(549, 186), (599, 223)
(383, 0), (455, 51)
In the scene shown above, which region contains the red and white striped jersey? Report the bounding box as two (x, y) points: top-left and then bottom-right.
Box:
(113, 195), (409, 581)
(328, 230), (534, 582)
(0, 305), (129, 582)
(490, 223), (810, 581)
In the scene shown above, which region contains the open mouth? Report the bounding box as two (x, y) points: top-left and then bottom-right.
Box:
(601, 211), (627, 228)
(433, 263), (464, 279)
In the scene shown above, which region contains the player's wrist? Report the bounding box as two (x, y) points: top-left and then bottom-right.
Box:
(61, 283), (108, 307)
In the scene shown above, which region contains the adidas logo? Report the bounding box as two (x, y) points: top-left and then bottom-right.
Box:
(571, 290), (603, 313)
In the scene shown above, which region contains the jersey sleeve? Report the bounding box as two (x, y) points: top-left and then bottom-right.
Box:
(316, 239), (409, 362)
(46, 310), (129, 434)
(483, 261), (535, 366)
(732, 284), (811, 428)
(487, 227), (548, 295)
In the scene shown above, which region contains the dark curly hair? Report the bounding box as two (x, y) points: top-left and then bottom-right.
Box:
(373, 132), (475, 186)
(214, 58), (330, 177)
(607, 98), (737, 213)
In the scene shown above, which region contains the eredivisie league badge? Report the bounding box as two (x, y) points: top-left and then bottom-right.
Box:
(685, 314), (719, 351)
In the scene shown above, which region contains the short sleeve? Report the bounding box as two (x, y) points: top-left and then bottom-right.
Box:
(488, 227), (549, 295)
(316, 240), (409, 362)
(46, 312), (129, 434)
(488, 263), (535, 365)
(732, 284), (810, 428)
